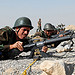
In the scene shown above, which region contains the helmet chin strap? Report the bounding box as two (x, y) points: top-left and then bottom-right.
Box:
(15, 28), (21, 40)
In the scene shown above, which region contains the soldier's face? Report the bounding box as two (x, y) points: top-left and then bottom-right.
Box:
(16, 27), (30, 39)
(44, 30), (54, 36)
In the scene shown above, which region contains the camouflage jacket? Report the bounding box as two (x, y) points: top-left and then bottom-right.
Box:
(0, 26), (30, 52)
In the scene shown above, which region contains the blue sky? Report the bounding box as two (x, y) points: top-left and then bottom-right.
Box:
(0, 0), (75, 34)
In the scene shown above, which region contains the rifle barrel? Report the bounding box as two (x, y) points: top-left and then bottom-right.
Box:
(23, 35), (75, 48)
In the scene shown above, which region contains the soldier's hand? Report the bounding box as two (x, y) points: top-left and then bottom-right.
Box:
(59, 34), (63, 37)
(42, 46), (48, 53)
(10, 41), (23, 51)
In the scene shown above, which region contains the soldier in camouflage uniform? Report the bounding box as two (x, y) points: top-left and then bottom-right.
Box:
(0, 17), (34, 59)
(41, 23), (56, 39)
(34, 23), (56, 38)
(34, 23), (62, 48)
(37, 18), (42, 32)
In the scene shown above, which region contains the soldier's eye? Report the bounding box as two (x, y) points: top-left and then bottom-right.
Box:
(24, 29), (30, 32)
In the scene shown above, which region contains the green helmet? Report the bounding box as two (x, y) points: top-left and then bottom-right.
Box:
(13, 17), (33, 30)
(43, 23), (56, 30)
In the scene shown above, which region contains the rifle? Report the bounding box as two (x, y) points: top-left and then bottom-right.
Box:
(51, 30), (73, 38)
(23, 32), (75, 49)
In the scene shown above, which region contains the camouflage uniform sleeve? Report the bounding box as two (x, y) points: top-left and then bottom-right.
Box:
(0, 30), (10, 51)
(0, 44), (4, 50)
(0, 42), (10, 52)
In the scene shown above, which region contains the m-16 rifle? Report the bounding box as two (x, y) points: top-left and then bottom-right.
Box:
(23, 32), (75, 49)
